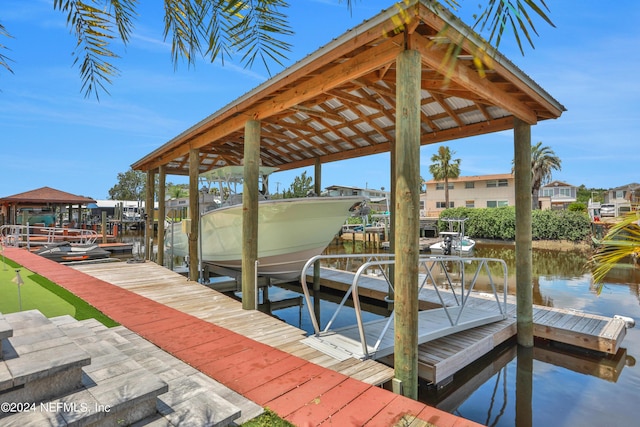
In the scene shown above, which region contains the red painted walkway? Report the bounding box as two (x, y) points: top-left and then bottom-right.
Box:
(4, 248), (482, 427)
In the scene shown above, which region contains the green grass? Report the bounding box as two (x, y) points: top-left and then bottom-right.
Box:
(0, 256), (118, 327)
(241, 409), (294, 427)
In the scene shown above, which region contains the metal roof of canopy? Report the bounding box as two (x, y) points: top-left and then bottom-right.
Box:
(131, 0), (565, 176)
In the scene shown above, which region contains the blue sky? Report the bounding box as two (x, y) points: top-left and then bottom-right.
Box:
(1, 0), (638, 200)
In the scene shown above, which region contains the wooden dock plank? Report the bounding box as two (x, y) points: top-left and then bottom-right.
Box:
(313, 267), (624, 357)
(68, 261), (396, 387)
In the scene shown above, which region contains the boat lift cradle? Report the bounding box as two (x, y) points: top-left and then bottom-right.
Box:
(299, 253), (509, 361)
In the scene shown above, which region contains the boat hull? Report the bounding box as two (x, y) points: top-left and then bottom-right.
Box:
(34, 242), (111, 262)
(429, 240), (476, 255)
(166, 197), (362, 280)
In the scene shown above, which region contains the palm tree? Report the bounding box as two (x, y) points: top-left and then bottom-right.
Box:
(0, 1), (554, 99)
(530, 141), (562, 209)
(167, 185), (188, 200)
(429, 146), (461, 209)
(590, 213), (640, 289)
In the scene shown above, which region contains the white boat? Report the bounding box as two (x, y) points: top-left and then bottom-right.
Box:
(165, 166), (364, 280)
(34, 242), (111, 262)
(429, 218), (476, 255)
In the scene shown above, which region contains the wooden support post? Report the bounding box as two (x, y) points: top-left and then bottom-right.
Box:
(388, 136), (396, 304)
(514, 117), (533, 347)
(516, 345), (534, 427)
(242, 119), (260, 310)
(313, 158), (322, 292)
(188, 148), (200, 282)
(145, 170), (155, 260)
(101, 211), (107, 244)
(393, 48), (421, 399)
(157, 165), (166, 267)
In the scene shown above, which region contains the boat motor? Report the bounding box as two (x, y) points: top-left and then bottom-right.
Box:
(443, 234), (453, 255)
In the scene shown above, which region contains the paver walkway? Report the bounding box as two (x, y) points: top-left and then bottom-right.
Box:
(4, 248), (482, 427)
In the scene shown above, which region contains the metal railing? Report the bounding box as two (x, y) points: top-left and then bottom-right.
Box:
(300, 253), (508, 359)
(0, 224), (99, 248)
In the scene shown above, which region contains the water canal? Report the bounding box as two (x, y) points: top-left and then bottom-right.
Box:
(123, 231), (639, 427)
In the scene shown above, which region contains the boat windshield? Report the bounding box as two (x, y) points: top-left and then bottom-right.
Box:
(199, 165), (280, 207)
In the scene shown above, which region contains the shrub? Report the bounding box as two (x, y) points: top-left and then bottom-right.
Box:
(438, 207), (590, 243)
(568, 202), (586, 212)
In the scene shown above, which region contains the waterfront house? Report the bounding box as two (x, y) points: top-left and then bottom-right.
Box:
(324, 185), (390, 212)
(421, 173), (515, 217)
(604, 183), (638, 215)
(538, 180), (577, 210)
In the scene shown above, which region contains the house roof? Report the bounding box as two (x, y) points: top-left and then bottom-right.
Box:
(541, 180), (574, 188)
(0, 187), (96, 205)
(325, 184), (388, 192)
(131, 0), (564, 177)
(425, 173), (513, 184)
(611, 182), (640, 191)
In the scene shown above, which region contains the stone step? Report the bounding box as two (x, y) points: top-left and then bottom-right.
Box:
(60, 316), (257, 426)
(2, 310), (259, 426)
(1, 368), (169, 426)
(1, 310), (91, 404)
(2, 313), (169, 426)
(90, 323), (256, 426)
(0, 313), (13, 359)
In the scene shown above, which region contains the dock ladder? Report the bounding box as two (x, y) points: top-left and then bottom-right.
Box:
(299, 253), (509, 361)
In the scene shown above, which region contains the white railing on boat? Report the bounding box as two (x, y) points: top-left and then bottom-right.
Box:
(300, 253), (509, 361)
(0, 224), (99, 247)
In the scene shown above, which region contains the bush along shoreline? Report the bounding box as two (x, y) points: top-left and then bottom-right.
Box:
(437, 207), (592, 244)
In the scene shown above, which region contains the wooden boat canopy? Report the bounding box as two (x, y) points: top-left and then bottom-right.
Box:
(131, 0), (565, 176)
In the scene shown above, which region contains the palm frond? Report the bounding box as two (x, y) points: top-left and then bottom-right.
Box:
(225, 0), (293, 75)
(54, 0), (122, 99)
(0, 23), (14, 74)
(163, 0), (203, 67)
(108, 0), (138, 44)
(162, 0), (292, 75)
(473, 0), (554, 53)
(590, 213), (640, 286)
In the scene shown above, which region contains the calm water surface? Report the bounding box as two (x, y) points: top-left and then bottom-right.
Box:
(128, 231), (639, 427)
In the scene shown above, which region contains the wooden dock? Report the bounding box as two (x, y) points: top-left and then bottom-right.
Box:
(4, 248), (483, 426)
(302, 304), (506, 362)
(310, 267), (628, 384)
(69, 261), (395, 386)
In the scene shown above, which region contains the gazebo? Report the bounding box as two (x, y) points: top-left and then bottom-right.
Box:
(0, 186), (96, 227)
(131, 0), (565, 398)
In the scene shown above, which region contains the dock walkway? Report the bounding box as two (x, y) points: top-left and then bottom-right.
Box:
(3, 248), (480, 427)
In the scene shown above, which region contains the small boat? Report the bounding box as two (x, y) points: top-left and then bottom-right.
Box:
(165, 165), (364, 280)
(35, 241), (111, 262)
(429, 218), (476, 255)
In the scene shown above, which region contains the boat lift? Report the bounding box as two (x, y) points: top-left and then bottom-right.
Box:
(299, 253), (509, 361)
(0, 224), (99, 249)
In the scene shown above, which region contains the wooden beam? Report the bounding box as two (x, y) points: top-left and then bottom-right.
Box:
(157, 165), (166, 267)
(188, 148), (200, 282)
(394, 47), (421, 400)
(140, 34), (405, 171)
(514, 117), (533, 347)
(242, 119), (260, 310)
(411, 32), (538, 124)
(416, 4), (562, 118)
(145, 170), (155, 261)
